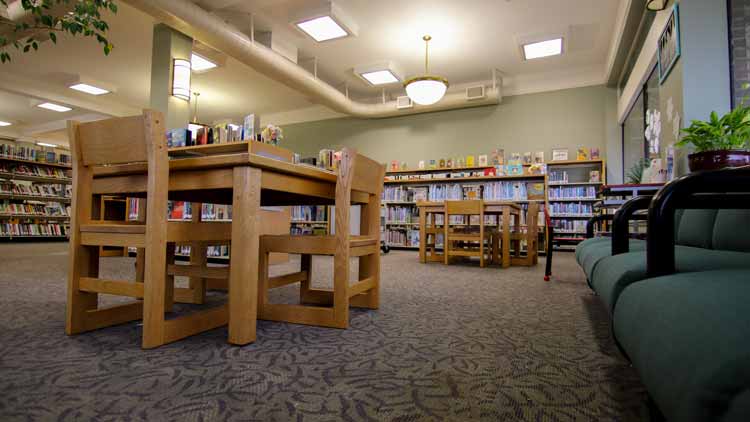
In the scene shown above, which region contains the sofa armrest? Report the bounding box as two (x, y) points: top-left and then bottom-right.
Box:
(647, 166), (750, 277)
(585, 214), (612, 238)
(611, 196), (651, 255)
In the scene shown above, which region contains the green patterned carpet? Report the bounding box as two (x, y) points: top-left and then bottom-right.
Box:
(0, 243), (647, 421)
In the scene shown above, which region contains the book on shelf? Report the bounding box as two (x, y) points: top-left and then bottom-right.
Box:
(1, 222), (65, 237)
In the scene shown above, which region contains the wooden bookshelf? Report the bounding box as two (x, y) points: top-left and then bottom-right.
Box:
(0, 193), (71, 203)
(0, 172), (72, 184)
(386, 163), (532, 175)
(545, 159), (606, 249)
(0, 155), (71, 169)
(385, 174), (545, 184)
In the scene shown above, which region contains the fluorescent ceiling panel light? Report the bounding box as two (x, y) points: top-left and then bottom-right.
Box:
(191, 53), (217, 72)
(69, 83), (110, 95)
(37, 102), (72, 112)
(0, 120), (11, 126)
(297, 16), (348, 42)
(523, 38), (563, 60)
(360, 70), (399, 85)
(36, 142), (58, 148)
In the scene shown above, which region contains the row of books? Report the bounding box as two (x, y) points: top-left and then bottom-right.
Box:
(480, 181), (545, 201)
(291, 206), (327, 222)
(167, 115), (260, 147)
(129, 199), (233, 222)
(0, 182), (71, 198)
(0, 201), (69, 217)
(384, 206), (416, 224)
(548, 186), (598, 199)
(382, 186), (423, 202)
(384, 229), (420, 247)
(1, 223), (66, 237)
(175, 244), (230, 258)
(0, 163), (69, 179)
(0, 145), (70, 165)
(548, 202), (594, 216)
(548, 170), (601, 184)
(291, 225), (328, 236)
(201, 204), (232, 221)
(550, 219), (588, 233)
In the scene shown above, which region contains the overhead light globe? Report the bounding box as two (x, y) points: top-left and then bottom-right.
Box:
(405, 76), (449, 106)
(404, 35), (448, 106)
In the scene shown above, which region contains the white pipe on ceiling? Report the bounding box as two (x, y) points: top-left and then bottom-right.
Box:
(122, 0), (501, 119)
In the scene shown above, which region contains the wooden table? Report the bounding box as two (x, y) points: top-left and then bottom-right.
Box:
(417, 201), (521, 268)
(92, 152), (347, 345)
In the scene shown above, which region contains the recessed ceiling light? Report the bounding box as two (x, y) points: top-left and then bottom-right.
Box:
(191, 53), (217, 72)
(0, 120), (11, 126)
(36, 142), (58, 148)
(69, 83), (110, 95)
(523, 38), (563, 60)
(360, 70), (399, 85)
(296, 16), (348, 42)
(37, 102), (72, 112)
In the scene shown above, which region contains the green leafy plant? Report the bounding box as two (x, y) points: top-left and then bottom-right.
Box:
(627, 158), (650, 184)
(0, 0), (117, 64)
(677, 83), (750, 152)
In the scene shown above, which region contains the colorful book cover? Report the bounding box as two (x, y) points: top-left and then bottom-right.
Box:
(429, 159), (437, 169)
(505, 164), (523, 176)
(590, 147), (600, 160)
(439, 159), (446, 168)
(478, 154), (488, 166)
(527, 183), (545, 200)
(577, 147), (589, 161)
(552, 148), (568, 161)
(466, 155), (475, 167)
(510, 153), (521, 164)
(446, 159), (453, 168)
(418, 160), (425, 169)
(534, 151), (545, 164)
(522, 152), (532, 165)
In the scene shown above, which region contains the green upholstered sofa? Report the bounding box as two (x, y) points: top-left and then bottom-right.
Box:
(574, 168), (750, 421)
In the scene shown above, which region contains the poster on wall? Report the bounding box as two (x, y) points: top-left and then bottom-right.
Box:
(658, 3), (681, 84)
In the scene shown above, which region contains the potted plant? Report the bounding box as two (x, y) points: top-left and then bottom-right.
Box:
(678, 85), (750, 172)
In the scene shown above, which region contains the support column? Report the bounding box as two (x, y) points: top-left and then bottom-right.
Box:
(150, 23), (192, 130)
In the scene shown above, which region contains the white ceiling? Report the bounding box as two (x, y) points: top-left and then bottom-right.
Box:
(0, 0), (620, 145)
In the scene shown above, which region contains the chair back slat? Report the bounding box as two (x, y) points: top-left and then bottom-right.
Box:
(446, 200), (483, 216)
(351, 153), (385, 196)
(75, 114), (151, 166)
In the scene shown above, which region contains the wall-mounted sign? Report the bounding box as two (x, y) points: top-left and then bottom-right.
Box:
(658, 4), (681, 84)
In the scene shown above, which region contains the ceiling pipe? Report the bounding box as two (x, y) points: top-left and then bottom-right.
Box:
(122, 0), (501, 119)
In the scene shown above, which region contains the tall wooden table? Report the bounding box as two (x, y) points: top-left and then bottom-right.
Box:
(91, 152), (348, 345)
(417, 201), (521, 268)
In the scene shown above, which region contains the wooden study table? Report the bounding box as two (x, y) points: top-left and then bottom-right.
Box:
(417, 201), (522, 268)
(91, 151), (352, 345)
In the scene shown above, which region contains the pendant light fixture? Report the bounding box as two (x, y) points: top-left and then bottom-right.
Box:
(404, 35), (448, 106)
(646, 0), (667, 11)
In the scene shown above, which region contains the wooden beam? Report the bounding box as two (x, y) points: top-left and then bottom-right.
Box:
(162, 305), (228, 345)
(268, 271), (308, 289)
(79, 277), (144, 298)
(168, 264), (229, 279)
(348, 277), (375, 298)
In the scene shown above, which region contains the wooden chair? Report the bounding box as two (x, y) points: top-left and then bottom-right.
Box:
(511, 201), (540, 266)
(257, 148), (385, 329)
(443, 200), (493, 267)
(66, 110), (232, 349)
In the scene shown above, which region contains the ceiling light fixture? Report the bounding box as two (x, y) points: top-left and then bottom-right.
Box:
(191, 53), (217, 72)
(172, 58), (192, 101)
(361, 70), (399, 86)
(523, 38), (563, 60)
(37, 102), (72, 112)
(404, 35), (448, 106)
(36, 142), (58, 148)
(646, 0), (667, 11)
(292, 1), (357, 42)
(0, 120), (11, 126)
(69, 83), (110, 96)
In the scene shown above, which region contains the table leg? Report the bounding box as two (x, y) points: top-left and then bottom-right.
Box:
(502, 209), (511, 268)
(228, 166), (261, 345)
(419, 208), (426, 263)
(513, 213), (521, 259)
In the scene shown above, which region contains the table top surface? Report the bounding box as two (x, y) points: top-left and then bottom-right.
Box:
(93, 152), (338, 183)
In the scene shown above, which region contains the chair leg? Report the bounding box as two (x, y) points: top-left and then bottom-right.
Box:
(257, 245), (270, 316)
(299, 254), (313, 304)
(333, 253), (350, 329)
(164, 243), (175, 312)
(142, 243), (169, 349)
(66, 244), (100, 335)
(351, 251), (379, 309)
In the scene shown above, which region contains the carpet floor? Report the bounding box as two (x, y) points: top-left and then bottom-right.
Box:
(0, 243), (647, 421)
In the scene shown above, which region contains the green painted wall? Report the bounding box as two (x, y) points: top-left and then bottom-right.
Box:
(281, 85), (620, 182)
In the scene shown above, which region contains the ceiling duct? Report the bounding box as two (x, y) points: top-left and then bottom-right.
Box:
(122, 0), (501, 119)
